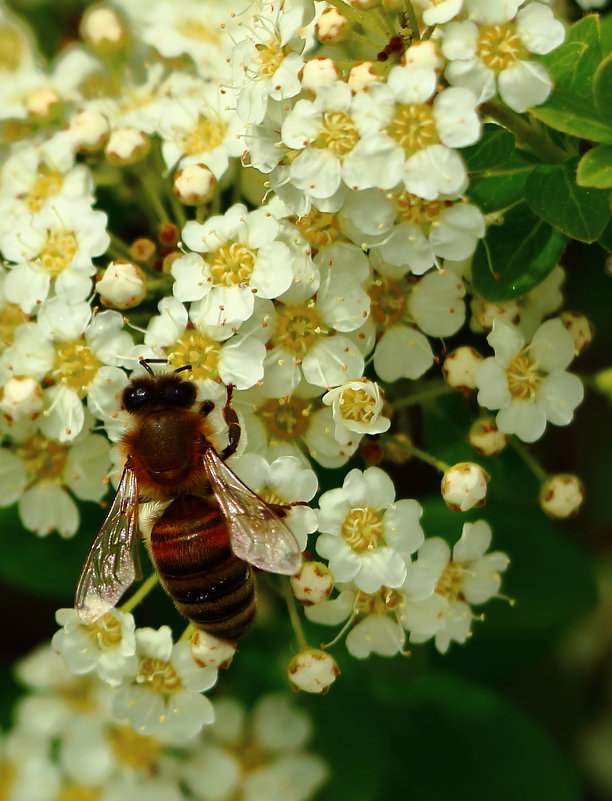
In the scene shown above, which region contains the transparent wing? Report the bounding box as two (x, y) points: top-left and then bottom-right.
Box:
(203, 448), (302, 575)
(75, 464), (141, 624)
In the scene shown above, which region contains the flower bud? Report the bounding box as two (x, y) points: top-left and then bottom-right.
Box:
(26, 88), (62, 121)
(130, 238), (156, 263)
(80, 5), (130, 51)
(301, 57), (339, 92)
(69, 109), (109, 152)
(471, 297), (520, 331)
(288, 649), (339, 694)
(402, 40), (443, 71)
(348, 0), (380, 10)
(0, 376), (43, 421)
(291, 562), (334, 606)
(347, 62), (380, 93)
(441, 462), (490, 512)
(560, 311), (594, 356)
(173, 164), (216, 205)
(316, 7), (352, 43)
(96, 260), (146, 309)
(105, 128), (150, 166)
(191, 630), (236, 669)
(468, 416), (508, 456)
(540, 474), (585, 519)
(443, 346), (483, 391)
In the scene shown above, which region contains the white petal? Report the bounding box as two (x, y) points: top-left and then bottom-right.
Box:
(474, 358), (511, 409)
(453, 519), (492, 561)
(487, 319), (524, 366)
(301, 336), (364, 387)
(530, 318), (575, 372)
(498, 60), (552, 113)
(19, 481), (79, 538)
(346, 616), (405, 658)
(374, 325), (434, 382)
(536, 371), (584, 426)
(496, 399), (547, 442)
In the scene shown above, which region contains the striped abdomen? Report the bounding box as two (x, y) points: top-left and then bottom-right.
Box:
(150, 494), (255, 641)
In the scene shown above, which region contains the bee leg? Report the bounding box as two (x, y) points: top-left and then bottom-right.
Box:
(200, 400), (215, 418)
(220, 383), (241, 460)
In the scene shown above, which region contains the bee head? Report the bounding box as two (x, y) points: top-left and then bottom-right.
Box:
(123, 374), (197, 413)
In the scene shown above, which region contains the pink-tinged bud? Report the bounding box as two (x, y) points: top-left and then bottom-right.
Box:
(471, 297), (520, 331)
(80, 5), (130, 51)
(191, 630), (236, 669)
(540, 474), (585, 519)
(96, 260), (146, 309)
(173, 164), (216, 205)
(0, 377), (43, 421)
(468, 417), (508, 456)
(291, 562), (334, 606)
(316, 7), (352, 43)
(347, 62), (380, 93)
(105, 128), (150, 166)
(442, 346), (483, 391)
(301, 57), (339, 92)
(402, 41), (443, 72)
(441, 462), (490, 512)
(69, 110), (109, 152)
(288, 649), (339, 694)
(560, 312), (594, 356)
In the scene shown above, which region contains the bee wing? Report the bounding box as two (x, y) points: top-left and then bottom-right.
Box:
(75, 464), (141, 624)
(202, 448), (302, 575)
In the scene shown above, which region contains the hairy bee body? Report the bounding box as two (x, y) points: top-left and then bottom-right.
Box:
(150, 494), (255, 641)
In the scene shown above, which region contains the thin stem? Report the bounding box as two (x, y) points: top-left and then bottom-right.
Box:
(120, 572), (160, 615)
(391, 381), (454, 410)
(402, 1), (420, 41)
(108, 233), (134, 262)
(323, 0), (388, 39)
(480, 100), (568, 164)
(509, 437), (548, 483)
(382, 435), (450, 473)
(137, 168), (170, 224)
(281, 578), (309, 652)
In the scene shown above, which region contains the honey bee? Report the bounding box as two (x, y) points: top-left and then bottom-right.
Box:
(75, 362), (302, 641)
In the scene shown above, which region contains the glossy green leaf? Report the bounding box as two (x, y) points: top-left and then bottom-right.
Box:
(462, 123), (515, 173)
(577, 144), (612, 189)
(467, 150), (536, 213)
(594, 53), (612, 127)
(526, 159), (610, 242)
(471, 202), (566, 301)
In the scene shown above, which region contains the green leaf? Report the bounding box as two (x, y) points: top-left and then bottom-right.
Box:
(565, 13), (602, 54)
(594, 53), (612, 127)
(598, 215), (612, 251)
(471, 202), (566, 301)
(467, 150), (537, 213)
(462, 123), (515, 173)
(577, 144), (612, 189)
(526, 158), (610, 242)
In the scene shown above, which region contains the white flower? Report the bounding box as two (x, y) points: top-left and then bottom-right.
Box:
(400, 520), (509, 653)
(442, 2), (565, 113)
(111, 625), (217, 741)
(322, 378), (390, 446)
(474, 318), (584, 442)
(315, 467), (424, 593)
(52, 608), (137, 687)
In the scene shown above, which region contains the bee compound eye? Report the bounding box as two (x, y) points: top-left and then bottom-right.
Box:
(123, 384), (151, 410)
(163, 380), (196, 407)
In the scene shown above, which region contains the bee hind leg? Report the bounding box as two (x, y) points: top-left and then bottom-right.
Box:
(220, 384), (241, 460)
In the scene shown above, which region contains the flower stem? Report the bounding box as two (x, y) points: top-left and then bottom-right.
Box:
(382, 435), (450, 472)
(480, 101), (568, 164)
(391, 381), (454, 409)
(402, 1), (420, 41)
(282, 578), (309, 652)
(120, 572), (159, 615)
(509, 437), (548, 483)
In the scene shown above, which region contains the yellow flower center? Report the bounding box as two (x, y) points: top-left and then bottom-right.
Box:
(255, 40), (285, 76)
(207, 242), (256, 286)
(0, 762), (16, 797)
(478, 23), (526, 73)
(84, 613), (123, 648)
(39, 231), (78, 276)
(54, 788), (101, 801)
(435, 560), (463, 600)
(17, 433), (67, 481)
(341, 507), (383, 552)
(109, 726), (161, 769)
(0, 303), (28, 347)
(181, 116), (225, 155)
(0, 25), (24, 71)
(354, 586), (403, 614)
(294, 209), (340, 249)
(394, 190), (451, 225)
(315, 111), (359, 156)
(369, 278), (408, 325)
(337, 384), (377, 424)
(262, 396), (311, 441)
(137, 657), (181, 693)
(167, 329), (220, 383)
(506, 351), (540, 400)
(59, 678), (98, 713)
(387, 103), (438, 155)
(25, 168), (64, 213)
(53, 341), (101, 397)
(273, 302), (324, 355)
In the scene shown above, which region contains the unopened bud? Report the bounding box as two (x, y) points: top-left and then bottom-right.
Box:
(80, 5), (130, 51)
(191, 630), (236, 669)
(468, 416), (508, 456)
(0, 377), (43, 421)
(471, 297), (520, 332)
(69, 109), (109, 152)
(130, 238), (156, 263)
(443, 346), (483, 391)
(26, 88), (62, 121)
(96, 260), (146, 309)
(316, 7), (352, 43)
(540, 474), (585, 519)
(402, 41), (443, 71)
(288, 649), (339, 694)
(158, 223), (179, 248)
(291, 562), (334, 606)
(173, 164), (216, 206)
(347, 62), (380, 93)
(441, 462), (490, 512)
(105, 128), (149, 166)
(300, 57), (339, 92)
(560, 312), (594, 356)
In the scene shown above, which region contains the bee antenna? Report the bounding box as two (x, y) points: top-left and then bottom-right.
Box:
(174, 364), (192, 374)
(139, 358), (168, 376)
